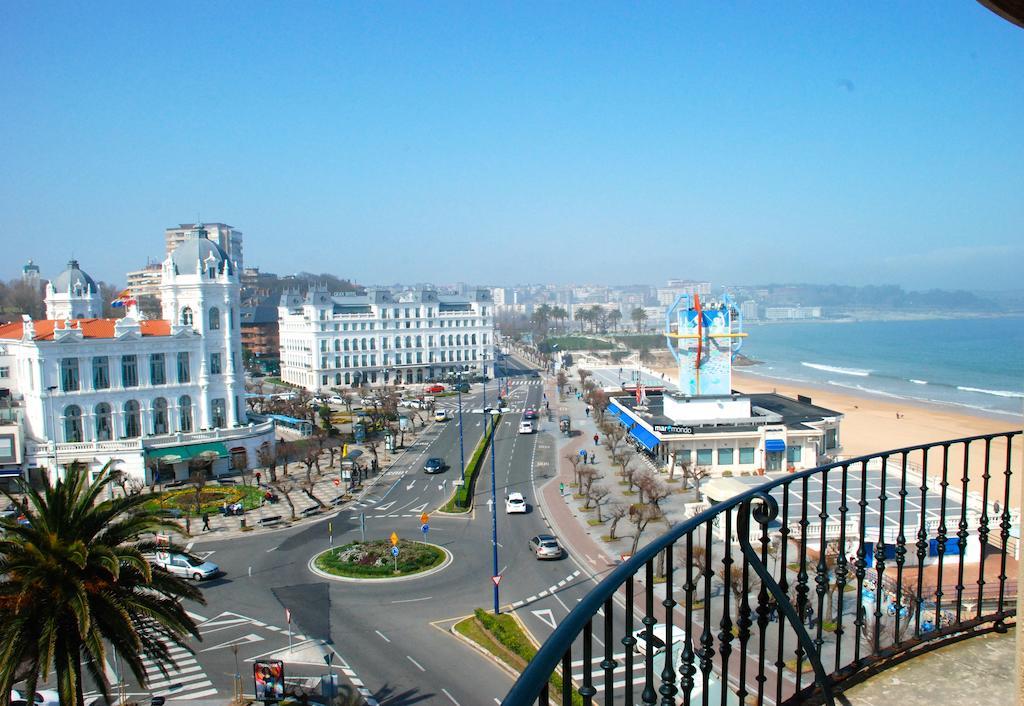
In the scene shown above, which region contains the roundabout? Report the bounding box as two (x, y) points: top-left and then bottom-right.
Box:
(309, 539), (453, 583)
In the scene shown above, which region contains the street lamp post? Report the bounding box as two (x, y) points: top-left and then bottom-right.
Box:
(481, 353), (488, 410)
(489, 409), (500, 614)
(46, 384), (59, 477)
(456, 372), (466, 481)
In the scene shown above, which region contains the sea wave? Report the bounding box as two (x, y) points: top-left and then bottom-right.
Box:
(909, 379), (928, 385)
(956, 386), (1024, 399)
(802, 361), (871, 377)
(826, 380), (905, 399)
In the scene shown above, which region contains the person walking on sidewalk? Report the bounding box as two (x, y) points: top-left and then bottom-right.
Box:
(201, 512), (211, 532)
(593, 433), (599, 446)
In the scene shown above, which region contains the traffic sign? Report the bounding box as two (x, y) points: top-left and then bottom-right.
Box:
(391, 546), (400, 557)
(420, 512), (429, 524)
(390, 531), (399, 546)
(285, 608), (291, 624)
(492, 575), (502, 587)
(333, 478), (340, 486)
(421, 523), (429, 534)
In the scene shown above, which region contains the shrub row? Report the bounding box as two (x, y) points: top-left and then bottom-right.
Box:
(443, 414), (500, 511)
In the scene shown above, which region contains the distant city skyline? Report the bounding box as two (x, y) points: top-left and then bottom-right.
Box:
(1, 4), (1021, 289)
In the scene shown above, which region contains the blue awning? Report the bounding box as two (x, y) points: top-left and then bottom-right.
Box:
(765, 439), (786, 452)
(630, 424), (660, 452)
(608, 402), (633, 427)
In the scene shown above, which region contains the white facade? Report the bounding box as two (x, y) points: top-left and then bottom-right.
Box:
(279, 286), (496, 391)
(44, 259), (103, 320)
(0, 228), (274, 486)
(657, 280), (712, 307)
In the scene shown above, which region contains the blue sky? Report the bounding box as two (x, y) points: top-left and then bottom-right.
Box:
(1, 2), (1021, 290)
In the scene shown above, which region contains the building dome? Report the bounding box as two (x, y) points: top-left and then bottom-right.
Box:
(169, 225), (234, 276)
(50, 259), (98, 295)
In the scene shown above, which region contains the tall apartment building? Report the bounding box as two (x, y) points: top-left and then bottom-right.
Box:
(656, 280), (712, 306)
(764, 306), (822, 320)
(739, 300), (760, 322)
(278, 286), (495, 391)
(166, 223), (243, 271)
(125, 262), (164, 299)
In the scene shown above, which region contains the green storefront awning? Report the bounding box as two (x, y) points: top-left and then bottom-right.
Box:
(146, 442), (229, 464)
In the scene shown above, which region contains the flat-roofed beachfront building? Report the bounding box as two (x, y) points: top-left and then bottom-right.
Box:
(278, 285), (495, 391)
(0, 226), (275, 487)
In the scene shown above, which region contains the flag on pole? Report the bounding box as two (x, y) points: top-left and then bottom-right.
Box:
(110, 289), (136, 308)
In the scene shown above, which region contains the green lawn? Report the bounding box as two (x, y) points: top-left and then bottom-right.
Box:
(315, 540), (445, 578)
(141, 483), (265, 517)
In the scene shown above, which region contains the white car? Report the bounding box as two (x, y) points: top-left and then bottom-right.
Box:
(153, 552), (221, 581)
(328, 395), (346, 405)
(631, 623), (681, 655)
(11, 691), (60, 706)
(518, 420), (534, 434)
(434, 409), (449, 422)
(505, 492), (527, 513)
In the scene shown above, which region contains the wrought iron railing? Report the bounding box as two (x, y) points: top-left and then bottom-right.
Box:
(504, 431), (1020, 705)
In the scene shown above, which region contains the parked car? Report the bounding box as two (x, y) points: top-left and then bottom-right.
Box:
(10, 690), (60, 706)
(518, 420), (534, 434)
(328, 395), (346, 406)
(152, 553), (221, 581)
(505, 492), (527, 514)
(434, 409), (449, 422)
(529, 534), (563, 560)
(425, 384), (445, 393)
(361, 397), (380, 407)
(631, 623), (680, 655)
(423, 457), (446, 474)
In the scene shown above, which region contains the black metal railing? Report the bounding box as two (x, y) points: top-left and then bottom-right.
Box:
(504, 431), (1020, 705)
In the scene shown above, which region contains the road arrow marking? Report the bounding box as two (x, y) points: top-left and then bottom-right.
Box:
(532, 609), (557, 629)
(405, 480), (416, 491)
(486, 498), (494, 512)
(199, 633), (263, 653)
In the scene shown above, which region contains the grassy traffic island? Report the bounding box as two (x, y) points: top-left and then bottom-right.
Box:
(313, 539), (447, 579)
(454, 609), (582, 706)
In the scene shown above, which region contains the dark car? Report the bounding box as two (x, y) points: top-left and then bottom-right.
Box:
(424, 457), (446, 474)
(453, 382), (471, 393)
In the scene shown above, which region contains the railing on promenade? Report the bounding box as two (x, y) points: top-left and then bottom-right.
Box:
(503, 431), (1020, 706)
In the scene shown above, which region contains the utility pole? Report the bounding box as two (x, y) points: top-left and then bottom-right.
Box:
(489, 409), (500, 614)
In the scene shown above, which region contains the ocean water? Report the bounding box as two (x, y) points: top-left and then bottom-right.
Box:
(738, 316), (1024, 418)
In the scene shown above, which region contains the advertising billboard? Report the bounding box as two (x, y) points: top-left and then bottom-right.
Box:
(254, 659), (284, 701)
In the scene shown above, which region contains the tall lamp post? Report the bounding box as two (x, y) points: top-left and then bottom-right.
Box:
(46, 385), (59, 477)
(489, 407), (500, 614)
(456, 371), (466, 481)
(481, 353), (488, 411)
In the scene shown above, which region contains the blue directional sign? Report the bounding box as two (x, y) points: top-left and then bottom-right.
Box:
(391, 546), (400, 557)
(421, 523), (429, 535)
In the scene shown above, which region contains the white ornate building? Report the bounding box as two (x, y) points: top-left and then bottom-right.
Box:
(278, 286), (495, 391)
(0, 226), (275, 487)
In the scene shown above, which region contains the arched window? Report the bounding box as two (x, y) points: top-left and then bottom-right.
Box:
(178, 395), (193, 432)
(209, 307), (221, 330)
(415, 335), (422, 348)
(344, 372), (351, 385)
(64, 405), (83, 443)
(394, 336), (401, 349)
(343, 339), (350, 351)
(471, 333), (477, 345)
(123, 400), (141, 438)
(369, 338), (376, 350)
(456, 334), (462, 346)
(333, 339), (340, 351)
(361, 338), (367, 350)
(181, 307), (194, 326)
(152, 397), (169, 435)
(335, 373), (342, 385)
(95, 403), (112, 441)
(448, 334), (454, 346)
(405, 336), (412, 349)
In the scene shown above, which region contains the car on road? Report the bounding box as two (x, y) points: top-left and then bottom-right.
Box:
(153, 553), (221, 581)
(328, 395), (346, 405)
(425, 384), (445, 393)
(631, 623), (681, 655)
(434, 409), (449, 422)
(523, 408), (539, 420)
(453, 382), (471, 393)
(505, 492), (527, 513)
(423, 457), (446, 474)
(529, 534), (564, 560)
(518, 419), (534, 434)
(10, 690), (60, 706)
(361, 397), (380, 407)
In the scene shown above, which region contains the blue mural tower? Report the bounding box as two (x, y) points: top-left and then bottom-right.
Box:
(665, 293), (746, 396)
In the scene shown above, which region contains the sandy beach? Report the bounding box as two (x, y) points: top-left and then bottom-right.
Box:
(638, 354), (1023, 508)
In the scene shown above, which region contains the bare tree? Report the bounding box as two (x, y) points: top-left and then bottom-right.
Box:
(271, 476), (298, 521)
(565, 451), (583, 489)
(684, 464), (712, 499)
(620, 457), (641, 493)
(579, 467), (600, 506)
(577, 369), (592, 388)
(186, 463), (211, 535)
(589, 485), (611, 519)
(718, 565), (761, 608)
(587, 389), (609, 422)
(231, 450), (251, 485)
(628, 503), (663, 555)
(299, 441), (327, 508)
(257, 442), (278, 483)
(640, 473), (671, 507)
(556, 370), (568, 396)
(607, 503), (629, 540)
(124, 477), (145, 496)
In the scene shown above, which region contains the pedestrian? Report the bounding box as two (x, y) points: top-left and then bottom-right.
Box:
(581, 449), (588, 463)
(255, 471), (262, 486)
(585, 407), (590, 417)
(201, 512), (211, 532)
(806, 606), (815, 629)
(593, 433), (599, 446)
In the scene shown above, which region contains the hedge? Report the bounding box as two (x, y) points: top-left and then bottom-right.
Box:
(472, 609), (583, 706)
(443, 414), (501, 512)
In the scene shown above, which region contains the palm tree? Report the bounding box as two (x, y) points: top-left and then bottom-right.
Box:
(0, 463), (204, 706)
(630, 307), (648, 333)
(551, 306), (568, 333)
(607, 309), (623, 332)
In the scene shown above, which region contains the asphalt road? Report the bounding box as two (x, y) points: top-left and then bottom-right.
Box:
(95, 354), (614, 706)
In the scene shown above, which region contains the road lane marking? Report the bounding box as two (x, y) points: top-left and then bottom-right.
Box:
(374, 630), (391, 642)
(391, 596), (432, 603)
(531, 608), (557, 629)
(406, 655), (426, 672)
(442, 688), (460, 705)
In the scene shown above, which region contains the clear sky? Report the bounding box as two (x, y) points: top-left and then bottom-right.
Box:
(1, 2), (1021, 290)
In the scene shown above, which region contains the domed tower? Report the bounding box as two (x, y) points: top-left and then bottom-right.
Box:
(45, 259), (102, 319)
(160, 223), (245, 430)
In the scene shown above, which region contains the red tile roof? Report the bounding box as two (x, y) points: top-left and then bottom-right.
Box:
(0, 319), (173, 341)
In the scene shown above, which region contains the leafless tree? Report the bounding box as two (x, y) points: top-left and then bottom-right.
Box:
(639, 473), (671, 507)
(186, 463), (211, 535)
(257, 442), (278, 483)
(604, 425), (626, 459)
(607, 503), (629, 540)
(556, 370), (568, 396)
(271, 476), (298, 521)
(299, 441), (327, 508)
(579, 467), (600, 506)
(577, 369), (592, 388)
(684, 464), (712, 499)
(565, 451), (583, 489)
(628, 503), (663, 555)
(124, 477), (145, 496)
(588, 484), (611, 518)
(587, 389), (609, 422)
(620, 457), (641, 493)
(231, 450), (251, 485)
(718, 565), (761, 608)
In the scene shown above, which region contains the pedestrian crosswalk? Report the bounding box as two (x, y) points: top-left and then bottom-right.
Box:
(140, 630), (217, 700)
(570, 651), (654, 693)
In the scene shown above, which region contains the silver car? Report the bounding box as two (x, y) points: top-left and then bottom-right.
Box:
(153, 552), (221, 581)
(529, 534), (564, 560)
